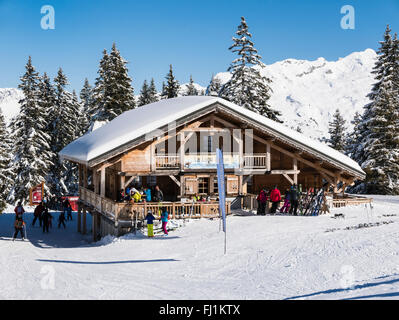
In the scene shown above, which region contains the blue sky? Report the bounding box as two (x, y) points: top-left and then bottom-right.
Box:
(0, 0), (398, 93)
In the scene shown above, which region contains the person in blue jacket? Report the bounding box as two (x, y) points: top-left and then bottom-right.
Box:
(144, 187), (152, 202)
(161, 207), (169, 235)
(145, 210), (156, 237)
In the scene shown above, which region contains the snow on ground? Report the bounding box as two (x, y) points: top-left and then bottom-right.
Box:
(1, 196), (399, 300)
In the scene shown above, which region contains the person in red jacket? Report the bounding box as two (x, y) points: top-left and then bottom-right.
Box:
(256, 189), (267, 215)
(270, 186), (281, 214)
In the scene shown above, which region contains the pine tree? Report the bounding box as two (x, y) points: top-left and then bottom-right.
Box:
(160, 81), (168, 100)
(148, 78), (159, 103)
(0, 110), (13, 212)
(163, 65), (180, 99)
(358, 26), (399, 194)
(79, 78), (93, 134)
(327, 109), (347, 152)
(345, 111), (363, 160)
(91, 44), (135, 123)
(48, 68), (80, 196)
(206, 75), (222, 96)
(184, 75), (199, 96)
(8, 57), (53, 204)
(220, 17), (281, 122)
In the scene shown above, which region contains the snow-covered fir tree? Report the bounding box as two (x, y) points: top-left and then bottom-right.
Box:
(345, 111), (363, 160)
(48, 68), (80, 196)
(358, 26), (399, 194)
(219, 17), (282, 122)
(148, 78), (159, 103)
(8, 57), (53, 204)
(160, 81), (167, 100)
(163, 65), (180, 99)
(138, 79), (159, 106)
(184, 75), (199, 96)
(326, 109), (347, 152)
(79, 78), (93, 134)
(0, 110), (13, 212)
(91, 44), (136, 123)
(206, 75), (222, 96)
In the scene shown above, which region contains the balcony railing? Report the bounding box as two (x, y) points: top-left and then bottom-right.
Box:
(154, 153), (267, 170)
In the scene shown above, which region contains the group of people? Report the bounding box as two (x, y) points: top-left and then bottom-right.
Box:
(11, 198), (75, 240)
(118, 185), (164, 203)
(256, 184), (301, 215)
(145, 206), (169, 237)
(33, 198), (73, 232)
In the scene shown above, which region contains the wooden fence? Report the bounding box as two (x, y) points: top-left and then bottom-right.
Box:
(79, 187), (231, 223)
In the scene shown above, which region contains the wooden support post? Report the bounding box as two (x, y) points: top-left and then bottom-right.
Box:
(172, 203), (176, 219)
(293, 158), (298, 185)
(93, 171), (99, 194)
(179, 132), (185, 170)
(100, 167), (106, 198)
(120, 175), (125, 192)
(266, 143), (271, 171)
(92, 212), (97, 242)
(82, 206), (87, 235)
(77, 204), (82, 233)
(238, 130), (244, 170)
(83, 166), (88, 188)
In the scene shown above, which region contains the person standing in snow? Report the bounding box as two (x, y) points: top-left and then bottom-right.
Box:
(289, 184), (299, 216)
(145, 210), (156, 237)
(280, 188), (291, 214)
(63, 198), (73, 221)
(58, 211), (66, 229)
(14, 201), (25, 220)
(160, 207), (169, 235)
(256, 189), (267, 215)
(13, 216), (25, 241)
(32, 202), (44, 227)
(42, 207), (52, 233)
(269, 186), (281, 214)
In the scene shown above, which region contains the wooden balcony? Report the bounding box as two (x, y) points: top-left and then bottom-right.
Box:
(154, 153), (268, 170)
(79, 187), (231, 223)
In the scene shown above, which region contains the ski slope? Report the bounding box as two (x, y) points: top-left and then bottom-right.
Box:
(1, 197), (399, 300)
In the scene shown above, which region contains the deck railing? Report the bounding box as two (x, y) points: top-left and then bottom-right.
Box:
(155, 153), (270, 170)
(243, 154), (267, 169)
(79, 187), (231, 223)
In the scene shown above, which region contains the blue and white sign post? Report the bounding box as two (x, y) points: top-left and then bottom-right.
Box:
(216, 148), (227, 254)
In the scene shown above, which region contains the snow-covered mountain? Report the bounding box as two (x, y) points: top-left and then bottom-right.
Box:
(0, 49), (377, 140)
(0, 88), (23, 123)
(215, 48), (377, 139)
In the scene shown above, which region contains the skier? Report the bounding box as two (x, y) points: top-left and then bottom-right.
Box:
(256, 189), (267, 215)
(58, 211), (66, 229)
(280, 188), (291, 214)
(145, 210), (156, 237)
(132, 188), (142, 203)
(160, 207), (169, 235)
(289, 184), (299, 216)
(32, 201), (44, 227)
(42, 207), (52, 233)
(63, 198), (73, 221)
(269, 186), (281, 214)
(14, 201), (25, 219)
(12, 216), (25, 241)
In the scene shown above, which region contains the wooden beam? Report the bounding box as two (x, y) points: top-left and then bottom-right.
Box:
(246, 131), (344, 179)
(271, 170), (300, 175)
(181, 127), (231, 133)
(124, 175), (136, 188)
(283, 174), (294, 184)
(169, 175), (181, 187)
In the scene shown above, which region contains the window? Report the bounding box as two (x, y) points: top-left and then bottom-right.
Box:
(198, 177), (209, 194)
(213, 177), (218, 194)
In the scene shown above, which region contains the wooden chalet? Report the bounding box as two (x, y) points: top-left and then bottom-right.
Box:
(60, 96), (366, 241)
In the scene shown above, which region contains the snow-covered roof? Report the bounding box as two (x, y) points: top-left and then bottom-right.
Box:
(59, 96), (365, 177)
